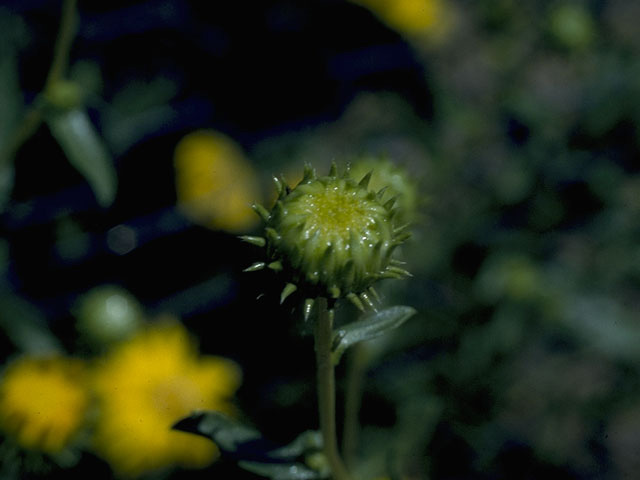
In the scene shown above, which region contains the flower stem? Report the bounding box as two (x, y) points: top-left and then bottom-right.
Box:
(315, 297), (352, 480)
(342, 343), (368, 468)
(45, 0), (78, 89)
(6, 0), (78, 161)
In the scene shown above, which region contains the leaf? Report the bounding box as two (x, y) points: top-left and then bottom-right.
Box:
(47, 108), (117, 207)
(0, 293), (63, 354)
(173, 412), (327, 479)
(0, 162), (14, 213)
(331, 305), (417, 364)
(0, 41), (23, 211)
(102, 77), (178, 155)
(239, 461), (324, 480)
(268, 431), (322, 460)
(172, 411), (265, 457)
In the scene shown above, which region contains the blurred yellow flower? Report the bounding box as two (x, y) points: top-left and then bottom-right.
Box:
(350, 0), (452, 41)
(91, 322), (241, 477)
(174, 130), (261, 233)
(0, 355), (89, 454)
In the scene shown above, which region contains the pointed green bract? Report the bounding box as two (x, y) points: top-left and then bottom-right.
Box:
(303, 298), (315, 321)
(280, 283), (298, 304)
(240, 236), (266, 247)
(244, 262), (266, 272)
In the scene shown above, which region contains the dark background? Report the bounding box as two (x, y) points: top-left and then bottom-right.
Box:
(2, 0), (640, 479)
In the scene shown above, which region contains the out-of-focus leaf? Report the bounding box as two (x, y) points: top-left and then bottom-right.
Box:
(102, 76), (178, 155)
(0, 41), (22, 211)
(174, 412), (327, 478)
(103, 104), (176, 156)
(47, 109), (117, 207)
(173, 411), (282, 465)
(268, 431), (322, 460)
(331, 305), (416, 364)
(563, 295), (640, 363)
(239, 461), (324, 480)
(0, 162), (15, 212)
(0, 294), (63, 354)
(111, 76), (178, 115)
(69, 60), (103, 98)
(173, 411), (263, 454)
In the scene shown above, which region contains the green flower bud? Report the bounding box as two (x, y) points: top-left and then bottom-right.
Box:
(349, 155), (418, 226)
(242, 164), (411, 314)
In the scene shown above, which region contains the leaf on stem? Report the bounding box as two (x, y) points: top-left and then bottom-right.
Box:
(46, 108), (117, 207)
(331, 305), (417, 364)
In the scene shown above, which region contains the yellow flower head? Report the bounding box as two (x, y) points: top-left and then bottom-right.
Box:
(91, 322), (241, 478)
(174, 130), (261, 233)
(0, 355), (89, 454)
(350, 0), (452, 41)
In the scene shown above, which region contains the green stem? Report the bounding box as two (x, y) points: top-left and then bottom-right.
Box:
(45, 0), (78, 89)
(315, 297), (352, 480)
(342, 343), (368, 468)
(6, 0), (78, 161)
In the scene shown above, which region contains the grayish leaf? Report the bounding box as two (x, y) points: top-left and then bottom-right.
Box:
(172, 411), (262, 453)
(0, 294), (63, 354)
(331, 305), (417, 364)
(47, 109), (117, 207)
(239, 461), (324, 480)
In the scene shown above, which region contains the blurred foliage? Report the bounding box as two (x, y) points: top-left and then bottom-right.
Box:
(0, 0), (639, 479)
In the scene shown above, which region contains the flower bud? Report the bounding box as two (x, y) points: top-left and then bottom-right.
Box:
(242, 164), (411, 314)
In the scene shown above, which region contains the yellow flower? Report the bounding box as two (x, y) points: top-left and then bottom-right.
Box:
(350, 0), (452, 41)
(174, 130), (261, 233)
(0, 355), (89, 454)
(91, 322), (241, 477)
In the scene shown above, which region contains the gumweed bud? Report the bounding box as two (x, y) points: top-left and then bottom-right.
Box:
(241, 163), (411, 315)
(349, 155), (418, 227)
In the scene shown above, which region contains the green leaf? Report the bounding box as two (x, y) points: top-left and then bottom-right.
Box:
(238, 461), (324, 480)
(173, 412), (327, 479)
(172, 411), (262, 453)
(331, 305), (417, 364)
(0, 41), (23, 211)
(103, 76), (178, 155)
(47, 108), (117, 207)
(0, 161), (14, 212)
(0, 293), (63, 354)
(268, 431), (322, 460)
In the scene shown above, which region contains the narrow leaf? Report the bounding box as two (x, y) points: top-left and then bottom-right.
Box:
(239, 461), (323, 480)
(331, 305), (416, 364)
(0, 162), (14, 213)
(173, 412), (325, 477)
(268, 430), (322, 460)
(0, 294), (63, 354)
(0, 48), (22, 211)
(173, 411), (263, 455)
(47, 108), (117, 207)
